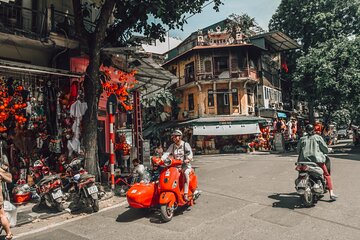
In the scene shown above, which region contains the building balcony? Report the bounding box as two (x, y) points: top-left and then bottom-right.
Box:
(0, 2), (94, 47)
(197, 68), (259, 82)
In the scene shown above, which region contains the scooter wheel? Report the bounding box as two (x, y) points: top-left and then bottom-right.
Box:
(55, 202), (65, 212)
(160, 204), (174, 222)
(301, 183), (314, 207)
(92, 199), (99, 212)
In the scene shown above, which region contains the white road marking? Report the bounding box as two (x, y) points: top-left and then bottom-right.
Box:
(14, 201), (128, 239)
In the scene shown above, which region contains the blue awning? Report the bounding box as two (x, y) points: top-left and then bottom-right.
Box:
(277, 112), (287, 118)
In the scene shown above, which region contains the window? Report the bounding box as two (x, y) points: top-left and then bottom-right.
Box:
(204, 60), (212, 73)
(170, 66), (177, 76)
(247, 88), (253, 105)
(184, 62), (195, 83)
(232, 88), (239, 105)
(208, 90), (214, 106)
(264, 87), (270, 100)
(230, 58), (238, 71)
(214, 56), (229, 74)
(224, 93), (229, 106)
(188, 94), (194, 111)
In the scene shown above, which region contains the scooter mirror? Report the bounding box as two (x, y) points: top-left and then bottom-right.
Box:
(161, 152), (170, 161)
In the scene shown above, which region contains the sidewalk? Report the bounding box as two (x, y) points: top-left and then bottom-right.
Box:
(14, 190), (116, 227)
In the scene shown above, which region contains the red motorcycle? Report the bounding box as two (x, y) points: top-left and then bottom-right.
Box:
(127, 154), (200, 222)
(30, 158), (65, 212)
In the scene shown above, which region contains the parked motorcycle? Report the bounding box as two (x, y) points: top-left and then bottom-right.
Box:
(36, 174), (65, 212)
(63, 157), (100, 212)
(295, 161), (326, 207)
(73, 172), (100, 212)
(127, 154), (200, 222)
(30, 158), (65, 212)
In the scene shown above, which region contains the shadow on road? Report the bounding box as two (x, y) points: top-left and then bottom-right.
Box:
(31, 203), (61, 214)
(116, 207), (151, 222)
(116, 206), (191, 224)
(268, 192), (302, 209)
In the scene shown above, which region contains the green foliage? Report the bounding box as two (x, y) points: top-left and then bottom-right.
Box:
(331, 109), (351, 127)
(104, 0), (222, 46)
(227, 14), (262, 36)
(141, 90), (174, 127)
(269, 0), (360, 51)
(294, 37), (360, 122)
(269, 0), (360, 123)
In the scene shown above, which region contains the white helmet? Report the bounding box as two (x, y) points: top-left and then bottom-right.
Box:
(171, 129), (183, 136)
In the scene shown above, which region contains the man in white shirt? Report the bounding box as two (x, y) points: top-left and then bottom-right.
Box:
(164, 130), (193, 201)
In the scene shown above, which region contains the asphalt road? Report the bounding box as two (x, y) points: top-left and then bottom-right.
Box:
(12, 140), (360, 240)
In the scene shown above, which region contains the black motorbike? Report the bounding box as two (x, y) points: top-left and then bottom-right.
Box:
(294, 161), (327, 207)
(72, 172), (100, 212)
(63, 157), (100, 212)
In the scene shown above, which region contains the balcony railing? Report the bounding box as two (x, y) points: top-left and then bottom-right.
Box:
(197, 68), (259, 81)
(0, 3), (47, 39)
(51, 7), (95, 38)
(0, 3), (95, 40)
(263, 69), (280, 88)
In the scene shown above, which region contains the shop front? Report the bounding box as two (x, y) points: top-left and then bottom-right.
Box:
(0, 59), (84, 204)
(178, 116), (268, 155)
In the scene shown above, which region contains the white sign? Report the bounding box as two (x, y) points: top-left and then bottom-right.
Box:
(193, 123), (260, 136)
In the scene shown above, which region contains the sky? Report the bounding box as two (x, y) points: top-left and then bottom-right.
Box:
(169, 0), (282, 40)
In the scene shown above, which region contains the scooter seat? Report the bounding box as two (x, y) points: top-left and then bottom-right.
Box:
(38, 174), (59, 185)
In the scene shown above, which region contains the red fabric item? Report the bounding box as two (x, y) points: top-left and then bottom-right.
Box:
(317, 163), (333, 190)
(281, 62), (289, 73)
(69, 81), (79, 106)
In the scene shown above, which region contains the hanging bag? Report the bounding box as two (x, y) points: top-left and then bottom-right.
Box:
(2, 181), (17, 228)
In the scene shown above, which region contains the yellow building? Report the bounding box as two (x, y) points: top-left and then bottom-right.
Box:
(162, 19), (299, 154)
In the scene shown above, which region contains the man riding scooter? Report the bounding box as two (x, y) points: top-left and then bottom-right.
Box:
(163, 130), (197, 201)
(297, 124), (338, 201)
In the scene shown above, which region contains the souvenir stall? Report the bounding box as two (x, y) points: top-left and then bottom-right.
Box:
(0, 63), (84, 204)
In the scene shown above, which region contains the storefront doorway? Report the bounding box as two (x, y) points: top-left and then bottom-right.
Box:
(216, 89), (230, 115)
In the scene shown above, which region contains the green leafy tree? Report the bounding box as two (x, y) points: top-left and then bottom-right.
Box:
(294, 37), (360, 125)
(141, 90), (178, 142)
(71, 0), (222, 176)
(269, 0), (360, 123)
(142, 90), (174, 126)
(227, 13), (262, 38)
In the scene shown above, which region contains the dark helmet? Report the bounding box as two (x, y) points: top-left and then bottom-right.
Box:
(305, 124), (314, 135)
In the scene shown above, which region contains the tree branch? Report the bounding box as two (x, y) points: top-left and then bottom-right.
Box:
(94, 0), (116, 46)
(72, 0), (91, 40)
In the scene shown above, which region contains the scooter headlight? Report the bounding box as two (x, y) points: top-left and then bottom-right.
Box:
(164, 158), (172, 166)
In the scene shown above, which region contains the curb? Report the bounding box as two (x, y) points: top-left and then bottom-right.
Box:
(249, 151), (271, 155)
(16, 191), (117, 227)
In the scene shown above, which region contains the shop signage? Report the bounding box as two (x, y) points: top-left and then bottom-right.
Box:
(193, 123), (260, 136)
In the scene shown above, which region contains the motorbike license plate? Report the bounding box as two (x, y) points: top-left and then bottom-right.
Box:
(87, 185), (98, 195)
(297, 179), (308, 188)
(51, 189), (63, 200)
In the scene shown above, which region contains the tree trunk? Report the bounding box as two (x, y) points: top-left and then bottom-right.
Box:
(83, 38), (101, 177)
(76, 0), (116, 178)
(308, 99), (315, 124)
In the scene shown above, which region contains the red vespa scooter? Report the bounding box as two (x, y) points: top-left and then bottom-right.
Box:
(157, 153), (199, 222)
(126, 154), (200, 222)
